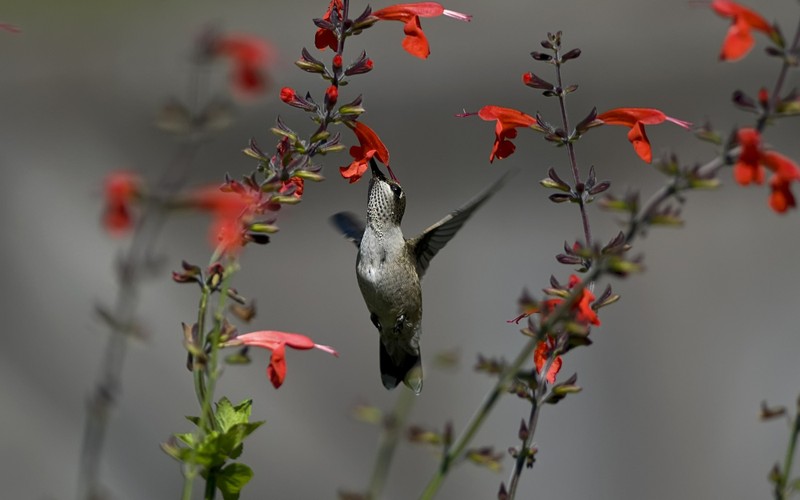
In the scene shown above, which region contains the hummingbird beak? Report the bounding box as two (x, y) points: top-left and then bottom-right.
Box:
(370, 158), (386, 181)
(370, 157), (400, 183)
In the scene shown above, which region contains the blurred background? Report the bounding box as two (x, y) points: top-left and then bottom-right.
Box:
(2, 0), (800, 498)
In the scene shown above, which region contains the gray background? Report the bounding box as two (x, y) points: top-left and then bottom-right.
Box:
(2, 1), (800, 499)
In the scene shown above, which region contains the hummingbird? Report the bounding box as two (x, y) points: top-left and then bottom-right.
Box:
(331, 159), (507, 393)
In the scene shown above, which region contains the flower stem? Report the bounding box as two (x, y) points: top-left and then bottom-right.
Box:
(775, 403), (800, 500)
(506, 393), (542, 499)
(418, 277), (596, 499)
(367, 388), (417, 499)
(181, 256), (234, 498)
(554, 48), (592, 248)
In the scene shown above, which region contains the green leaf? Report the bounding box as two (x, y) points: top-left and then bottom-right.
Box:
(215, 398), (254, 433)
(185, 415), (201, 427)
(217, 462), (254, 500)
(175, 433), (196, 447)
(220, 422), (265, 459)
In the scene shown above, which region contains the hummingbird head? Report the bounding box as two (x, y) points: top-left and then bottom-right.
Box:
(367, 159), (405, 228)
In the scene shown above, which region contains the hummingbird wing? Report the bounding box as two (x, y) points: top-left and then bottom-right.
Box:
(410, 172), (510, 278)
(330, 211), (365, 247)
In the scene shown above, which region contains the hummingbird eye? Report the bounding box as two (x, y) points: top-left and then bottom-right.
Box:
(390, 184), (403, 198)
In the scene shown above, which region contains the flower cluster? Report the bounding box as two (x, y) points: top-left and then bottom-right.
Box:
(280, 1), (470, 183)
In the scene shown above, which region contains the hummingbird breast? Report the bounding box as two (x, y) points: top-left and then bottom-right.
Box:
(356, 226), (422, 350)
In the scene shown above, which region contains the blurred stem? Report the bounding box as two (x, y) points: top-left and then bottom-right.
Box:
(367, 388), (416, 499)
(761, 16), (800, 132)
(775, 405), (800, 500)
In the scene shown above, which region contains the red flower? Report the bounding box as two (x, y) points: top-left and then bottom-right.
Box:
(315, 0), (344, 51)
(340, 121), (391, 183)
(733, 129), (800, 213)
(534, 336), (562, 384)
(192, 184), (263, 256)
(762, 152), (800, 213)
(280, 176), (305, 199)
(567, 274), (600, 326)
(710, 0), (774, 61)
(476, 105), (541, 163)
(227, 330), (338, 388)
(596, 108), (691, 163)
(373, 2), (471, 59)
(734, 128), (764, 185)
(333, 54), (343, 69)
(102, 171), (140, 235)
(214, 35), (274, 97)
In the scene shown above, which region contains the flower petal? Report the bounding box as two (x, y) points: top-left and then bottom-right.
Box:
(267, 343), (287, 388)
(627, 121), (653, 163)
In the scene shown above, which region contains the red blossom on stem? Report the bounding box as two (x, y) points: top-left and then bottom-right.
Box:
(214, 35), (274, 97)
(475, 105), (542, 163)
(340, 121), (391, 183)
(709, 0), (774, 62)
(735, 128), (800, 213)
(315, 0), (344, 51)
(534, 336), (562, 384)
(373, 2), (471, 59)
(191, 184), (263, 256)
(227, 330), (338, 388)
(102, 171), (141, 235)
(596, 108), (691, 163)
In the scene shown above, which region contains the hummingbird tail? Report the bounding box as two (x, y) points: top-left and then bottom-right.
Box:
(379, 341), (423, 394)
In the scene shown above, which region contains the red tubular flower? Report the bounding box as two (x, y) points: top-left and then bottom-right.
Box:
(192, 184), (263, 256)
(534, 336), (562, 384)
(567, 274), (600, 326)
(315, 0), (344, 51)
(733, 128), (800, 213)
(710, 0), (774, 61)
(340, 121), (391, 183)
(279, 176), (305, 199)
(102, 171), (140, 235)
(214, 35), (274, 97)
(734, 128), (764, 185)
(762, 152), (800, 213)
(596, 108), (692, 163)
(373, 2), (471, 59)
(228, 330), (338, 388)
(476, 105), (540, 163)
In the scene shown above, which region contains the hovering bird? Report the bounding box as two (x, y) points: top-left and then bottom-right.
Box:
(332, 160), (507, 393)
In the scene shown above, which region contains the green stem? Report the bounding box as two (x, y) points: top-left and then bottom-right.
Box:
(205, 467), (219, 500)
(367, 389), (417, 499)
(181, 255), (234, 498)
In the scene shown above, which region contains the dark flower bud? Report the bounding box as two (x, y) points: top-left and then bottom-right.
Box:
(522, 72), (553, 90)
(561, 48), (581, 61)
(530, 51), (552, 61)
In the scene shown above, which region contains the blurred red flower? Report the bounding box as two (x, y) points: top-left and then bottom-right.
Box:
(214, 35), (274, 97)
(597, 108), (691, 163)
(228, 330), (338, 388)
(710, 0), (774, 61)
(373, 2), (471, 59)
(102, 171), (141, 235)
(734, 128), (800, 213)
